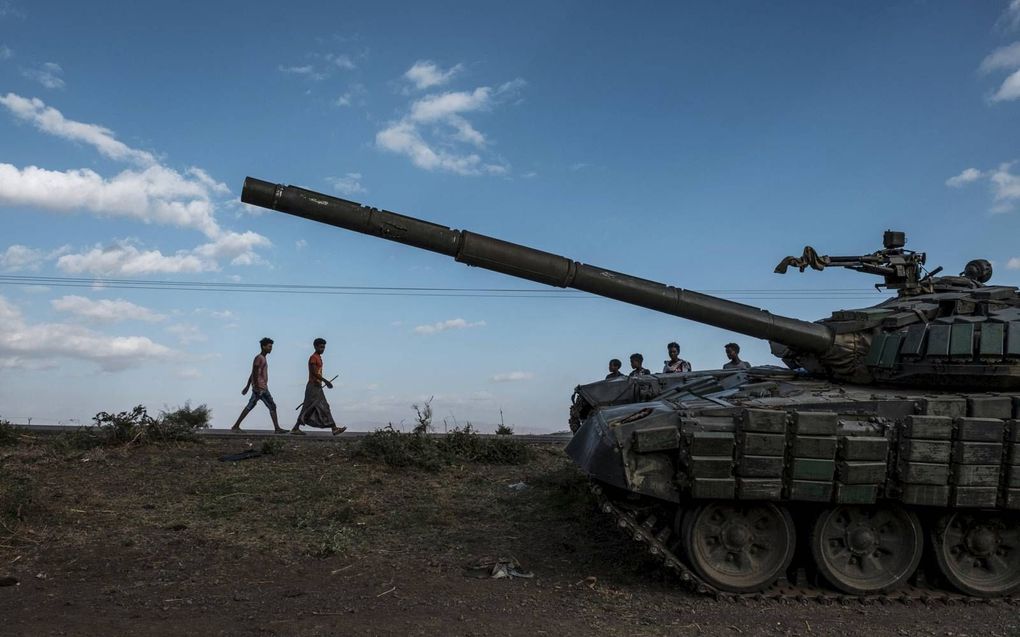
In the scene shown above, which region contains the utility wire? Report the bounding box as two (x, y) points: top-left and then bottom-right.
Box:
(0, 274), (893, 301)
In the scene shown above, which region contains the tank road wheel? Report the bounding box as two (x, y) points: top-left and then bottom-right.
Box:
(931, 512), (1020, 598)
(810, 505), (923, 595)
(682, 502), (796, 593)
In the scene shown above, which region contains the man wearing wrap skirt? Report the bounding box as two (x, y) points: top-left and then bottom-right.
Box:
(291, 338), (347, 436)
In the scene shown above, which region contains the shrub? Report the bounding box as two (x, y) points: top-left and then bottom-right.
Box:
(356, 420), (532, 471)
(411, 397), (433, 435)
(356, 425), (447, 471)
(92, 404), (153, 445)
(52, 403), (209, 450)
(494, 423), (515, 436)
(440, 423), (531, 465)
(151, 402), (211, 442)
(0, 418), (17, 446)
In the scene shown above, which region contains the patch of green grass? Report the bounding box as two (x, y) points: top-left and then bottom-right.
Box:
(440, 424), (531, 465)
(355, 426), (448, 471)
(355, 424), (532, 471)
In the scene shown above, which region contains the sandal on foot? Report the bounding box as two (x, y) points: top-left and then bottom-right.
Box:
(290, 429), (306, 436)
(332, 426), (347, 436)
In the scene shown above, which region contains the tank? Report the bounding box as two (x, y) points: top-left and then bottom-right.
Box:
(241, 177), (1020, 600)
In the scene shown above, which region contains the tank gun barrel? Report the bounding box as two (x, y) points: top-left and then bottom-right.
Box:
(241, 177), (834, 353)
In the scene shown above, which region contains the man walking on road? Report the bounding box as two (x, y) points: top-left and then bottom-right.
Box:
(292, 337), (347, 436)
(232, 337), (285, 433)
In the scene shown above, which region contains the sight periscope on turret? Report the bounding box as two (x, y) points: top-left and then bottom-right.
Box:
(241, 176), (1020, 600)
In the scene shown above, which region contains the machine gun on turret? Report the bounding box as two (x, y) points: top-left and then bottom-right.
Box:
(774, 230), (932, 294)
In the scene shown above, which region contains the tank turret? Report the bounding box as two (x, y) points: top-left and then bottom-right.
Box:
(241, 177), (1020, 389)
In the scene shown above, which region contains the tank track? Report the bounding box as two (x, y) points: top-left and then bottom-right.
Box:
(591, 482), (1020, 605)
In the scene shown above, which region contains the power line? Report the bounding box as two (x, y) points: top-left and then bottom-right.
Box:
(0, 274), (893, 301)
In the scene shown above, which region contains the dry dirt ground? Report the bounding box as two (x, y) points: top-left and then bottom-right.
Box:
(1, 433), (1018, 637)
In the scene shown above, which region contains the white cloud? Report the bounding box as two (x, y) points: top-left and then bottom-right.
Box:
(377, 121), (482, 175)
(0, 94), (243, 240)
(0, 163), (224, 237)
(376, 70), (523, 176)
(210, 309), (234, 320)
(491, 371), (534, 382)
(335, 94), (352, 107)
(991, 69), (1020, 102)
(0, 45), (11, 60)
(999, 0), (1020, 31)
(51, 295), (166, 323)
(55, 231), (270, 276)
(404, 60), (463, 90)
(1008, 257), (1020, 269)
(0, 244), (69, 271)
(327, 53), (356, 70)
(978, 43), (1020, 103)
(947, 162), (1020, 213)
(0, 294), (174, 371)
(278, 64), (326, 81)
(295, 239), (307, 250)
(412, 318), (486, 335)
(56, 243), (212, 276)
(192, 230), (271, 266)
(409, 87), (491, 121)
(176, 367), (201, 379)
(981, 42), (1020, 74)
(327, 172), (366, 197)
(167, 323), (205, 345)
(1, 244), (41, 270)
(22, 62), (63, 89)
(946, 168), (983, 187)
(0, 93), (156, 165)
(990, 162), (1020, 211)
(0, 1), (24, 19)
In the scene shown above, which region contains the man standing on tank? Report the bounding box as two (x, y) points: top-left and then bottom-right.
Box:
(232, 337), (285, 433)
(663, 341), (692, 373)
(606, 358), (624, 379)
(628, 353), (651, 377)
(723, 342), (751, 369)
(292, 337), (347, 436)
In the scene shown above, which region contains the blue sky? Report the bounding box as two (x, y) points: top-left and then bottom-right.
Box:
(1, 1), (1019, 431)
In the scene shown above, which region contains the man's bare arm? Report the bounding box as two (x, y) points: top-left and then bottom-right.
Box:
(243, 359), (257, 394)
(309, 361), (334, 388)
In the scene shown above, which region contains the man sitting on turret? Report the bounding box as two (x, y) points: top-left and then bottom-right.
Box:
(629, 353), (651, 377)
(605, 358), (624, 379)
(663, 342), (692, 373)
(723, 342), (751, 370)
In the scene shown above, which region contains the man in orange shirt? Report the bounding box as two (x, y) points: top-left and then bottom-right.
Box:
(292, 337), (346, 436)
(231, 337), (286, 433)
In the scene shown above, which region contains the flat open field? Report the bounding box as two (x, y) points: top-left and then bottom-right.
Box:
(1, 432), (1017, 636)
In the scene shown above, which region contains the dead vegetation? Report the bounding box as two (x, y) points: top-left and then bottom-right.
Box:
(50, 403), (211, 451)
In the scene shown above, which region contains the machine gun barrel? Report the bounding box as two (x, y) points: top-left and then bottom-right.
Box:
(241, 178), (835, 353)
